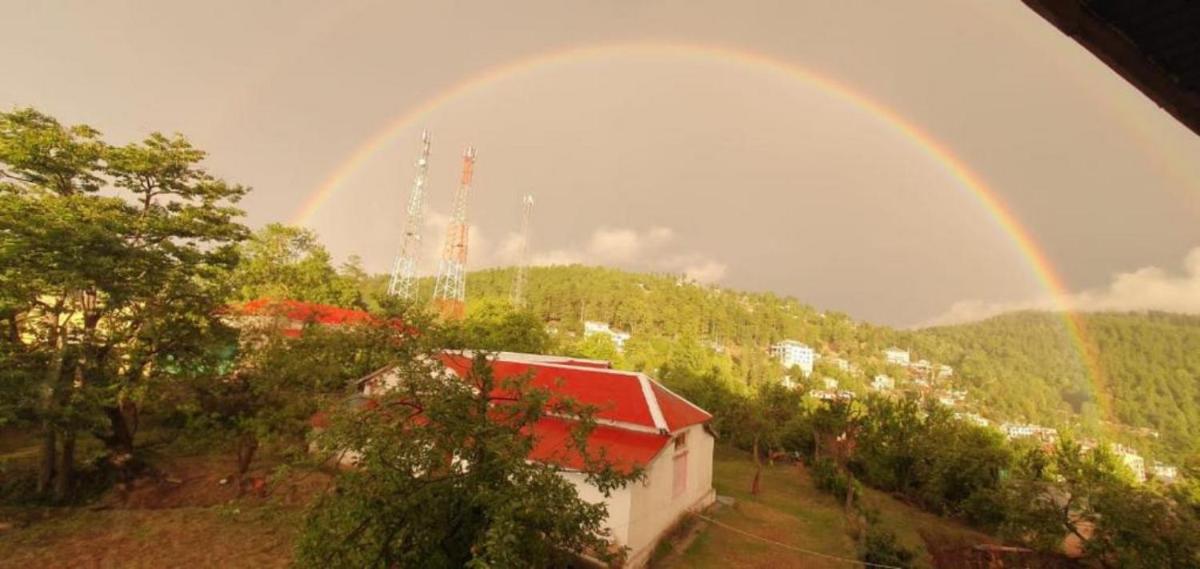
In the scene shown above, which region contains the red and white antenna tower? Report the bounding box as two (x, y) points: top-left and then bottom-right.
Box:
(387, 130), (431, 300)
(432, 146), (476, 319)
(510, 194), (534, 308)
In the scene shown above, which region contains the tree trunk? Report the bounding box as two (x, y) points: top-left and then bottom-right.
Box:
(102, 405), (139, 485)
(751, 434), (762, 495)
(54, 430), (76, 503)
(37, 427), (56, 495)
(37, 319), (65, 496)
(235, 433), (259, 495)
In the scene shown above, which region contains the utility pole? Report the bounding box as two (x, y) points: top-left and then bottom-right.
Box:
(432, 146), (476, 319)
(387, 130), (431, 300)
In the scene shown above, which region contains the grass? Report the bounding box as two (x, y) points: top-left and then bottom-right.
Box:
(0, 435), (998, 568)
(670, 446), (860, 568)
(0, 506), (302, 569)
(664, 446), (998, 569)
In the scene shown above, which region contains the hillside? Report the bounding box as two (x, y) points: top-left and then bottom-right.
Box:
(419, 266), (1200, 460)
(908, 311), (1200, 458)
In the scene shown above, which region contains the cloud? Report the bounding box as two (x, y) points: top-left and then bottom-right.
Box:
(407, 210), (726, 284)
(925, 246), (1200, 326)
(585, 226), (674, 262)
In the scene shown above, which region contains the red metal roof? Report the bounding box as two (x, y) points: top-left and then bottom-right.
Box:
(650, 382), (713, 432)
(327, 353), (712, 471)
(237, 298), (374, 325)
(439, 353), (712, 434)
(528, 416), (669, 473)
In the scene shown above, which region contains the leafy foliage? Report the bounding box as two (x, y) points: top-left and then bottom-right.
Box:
(296, 352), (640, 568)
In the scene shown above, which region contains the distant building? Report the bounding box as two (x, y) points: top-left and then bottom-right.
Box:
(813, 389), (854, 402)
(1001, 422), (1058, 443)
(954, 412), (990, 428)
(910, 359), (932, 375)
(936, 389), (968, 407)
(822, 377), (839, 390)
(937, 364), (954, 379)
(771, 340), (815, 377)
(584, 321), (632, 353)
(883, 347), (910, 366)
(1113, 445), (1146, 483)
(870, 374), (895, 392)
(828, 357), (852, 373)
(1151, 462), (1179, 483)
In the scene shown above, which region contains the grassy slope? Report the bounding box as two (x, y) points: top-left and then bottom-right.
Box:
(668, 446), (995, 569)
(0, 440), (994, 568)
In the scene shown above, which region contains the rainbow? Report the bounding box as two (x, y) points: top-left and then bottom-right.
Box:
(292, 41), (1106, 404)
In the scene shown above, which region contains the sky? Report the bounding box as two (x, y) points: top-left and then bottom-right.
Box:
(3, 0), (1200, 327)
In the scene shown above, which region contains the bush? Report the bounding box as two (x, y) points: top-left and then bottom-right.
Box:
(811, 457), (853, 503)
(860, 525), (916, 569)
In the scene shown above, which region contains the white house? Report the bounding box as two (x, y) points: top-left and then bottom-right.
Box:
(354, 351), (715, 568)
(828, 356), (852, 373)
(1000, 422), (1058, 443)
(954, 412), (990, 428)
(910, 359), (932, 375)
(583, 319), (638, 350)
(870, 374), (895, 392)
(771, 340), (815, 376)
(1113, 445), (1146, 483)
(822, 377), (840, 390)
(883, 347), (910, 366)
(937, 364), (954, 379)
(1151, 461), (1179, 483)
(584, 321), (633, 353)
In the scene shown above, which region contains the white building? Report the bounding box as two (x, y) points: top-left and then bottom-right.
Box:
(954, 412), (990, 428)
(583, 320), (632, 353)
(771, 340), (815, 377)
(937, 364), (954, 379)
(870, 374), (895, 392)
(1113, 445), (1146, 483)
(883, 347), (910, 366)
(350, 351), (715, 568)
(828, 357), (852, 373)
(910, 359), (932, 375)
(1000, 422), (1058, 443)
(1151, 462), (1179, 483)
(822, 377), (839, 390)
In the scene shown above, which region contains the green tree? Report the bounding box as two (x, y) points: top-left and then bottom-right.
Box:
(231, 223), (361, 307)
(0, 108), (248, 500)
(443, 299), (552, 354)
(296, 352), (640, 568)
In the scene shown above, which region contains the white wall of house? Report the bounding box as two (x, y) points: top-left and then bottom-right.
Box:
(625, 424), (715, 567)
(561, 471), (634, 548)
(559, 423), (715, 568)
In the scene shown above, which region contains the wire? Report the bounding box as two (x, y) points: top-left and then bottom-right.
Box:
(692, 513), (904, 569)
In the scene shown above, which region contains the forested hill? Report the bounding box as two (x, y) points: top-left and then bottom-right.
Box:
(906, 312), (1200, 456)
(426, 266), (1200, 459)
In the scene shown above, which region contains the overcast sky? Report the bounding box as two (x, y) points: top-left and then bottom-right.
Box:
(4, 1), (1199, 326)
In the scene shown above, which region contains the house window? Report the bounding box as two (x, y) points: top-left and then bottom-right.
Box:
(672, 452), (688, 497)
(674, 432), (688, 451)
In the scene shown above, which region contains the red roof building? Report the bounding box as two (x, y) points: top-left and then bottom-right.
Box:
(352, 351), (717, 567)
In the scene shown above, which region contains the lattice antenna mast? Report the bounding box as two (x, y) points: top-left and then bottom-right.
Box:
(510, 194), (534, 308)
(432, 146), (476, 319)
(387, 130), (432, 299)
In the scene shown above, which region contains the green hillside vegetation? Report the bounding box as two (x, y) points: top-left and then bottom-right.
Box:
(407, 266), (1200, 461)
(907, 312), (1200, 458)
